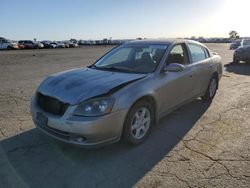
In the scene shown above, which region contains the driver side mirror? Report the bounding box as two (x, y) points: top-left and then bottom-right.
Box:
(162, 63), (184, 73)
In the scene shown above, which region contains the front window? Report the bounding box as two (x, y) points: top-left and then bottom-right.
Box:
(166, 44), (188, 65)
(94, 44), (168, 73)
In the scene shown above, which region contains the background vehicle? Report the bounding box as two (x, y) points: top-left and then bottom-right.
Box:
(41, 41), (55, 48)
(78, 40), (85, 45)
(18, 40), (36, 49)
(0, 39), (19, 49)
(34, 42), (44, 48)
(31, 39), (222, 147)
(233, 38), (250, 63)
(50, 42), (65, 48)
(229, 39), (241, 50)
(65, 41), (78, 47)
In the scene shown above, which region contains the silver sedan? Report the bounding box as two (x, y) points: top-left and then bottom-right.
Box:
(30, 39), (222, 147)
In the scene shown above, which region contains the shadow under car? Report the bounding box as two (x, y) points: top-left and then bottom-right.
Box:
(0, 99), (210, 188)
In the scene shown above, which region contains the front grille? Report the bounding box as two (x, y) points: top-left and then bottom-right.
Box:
(37, 92), (69, 116)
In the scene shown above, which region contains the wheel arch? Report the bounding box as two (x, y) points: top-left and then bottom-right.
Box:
(128, 95), (158, 125)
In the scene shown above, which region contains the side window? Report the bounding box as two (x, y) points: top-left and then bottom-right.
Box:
(166, 44), (187, 65)
(188, 43), (207, 63)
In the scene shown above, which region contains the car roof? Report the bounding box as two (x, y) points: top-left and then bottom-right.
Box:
(124, 38), (204, 46)
(19, 40), (32, 42)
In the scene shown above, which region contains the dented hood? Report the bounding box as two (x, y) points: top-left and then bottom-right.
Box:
(37, 67), (146, 105)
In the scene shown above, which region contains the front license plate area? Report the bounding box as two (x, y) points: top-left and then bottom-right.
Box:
(36, 112), (48, 127)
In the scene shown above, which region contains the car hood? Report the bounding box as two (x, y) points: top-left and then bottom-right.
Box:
(37, 67), (146, 105)
(235, 45), (250, 52)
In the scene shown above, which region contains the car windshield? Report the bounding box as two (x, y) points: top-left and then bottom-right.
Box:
(94, 44), (168, 73)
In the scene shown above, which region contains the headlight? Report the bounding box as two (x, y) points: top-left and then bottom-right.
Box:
(73, 97), (115, 116)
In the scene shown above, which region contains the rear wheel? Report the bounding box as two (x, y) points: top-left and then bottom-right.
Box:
(122, 101), (154, 145)
(202, 76), (218, 102)
(7, 46), (12, 50)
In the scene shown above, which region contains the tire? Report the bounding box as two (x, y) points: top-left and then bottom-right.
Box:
(7, 46), (12, 50)
(202, 75), (218, 102)
(122, 100), (154, 145)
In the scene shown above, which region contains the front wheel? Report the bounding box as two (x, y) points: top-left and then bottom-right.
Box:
(122, 101), (154, 145)
(202, 76), (218, 102)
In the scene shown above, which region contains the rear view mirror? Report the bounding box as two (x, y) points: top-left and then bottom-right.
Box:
(163, 63), (184, 72)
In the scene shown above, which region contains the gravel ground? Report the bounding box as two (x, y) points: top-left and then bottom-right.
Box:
(0, 44), (249, 188)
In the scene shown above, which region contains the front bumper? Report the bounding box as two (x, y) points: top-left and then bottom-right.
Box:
(30, 96), (127, 148)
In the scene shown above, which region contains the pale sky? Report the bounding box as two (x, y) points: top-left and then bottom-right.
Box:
(1, 0), (249, 40)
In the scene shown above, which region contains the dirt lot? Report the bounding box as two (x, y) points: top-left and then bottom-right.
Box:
(0, 44), (249, 188)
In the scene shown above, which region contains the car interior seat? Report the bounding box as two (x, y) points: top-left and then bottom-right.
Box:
(167, 53), (184, 65)
(153, 49), (165, 62)
(141, 52), (155, 64)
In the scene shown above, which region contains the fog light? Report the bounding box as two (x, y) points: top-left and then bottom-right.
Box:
(70, 134), (86, 143)
(76, 136), (85, 143)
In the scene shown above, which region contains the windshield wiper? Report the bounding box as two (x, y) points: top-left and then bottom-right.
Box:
(93, 66), (139, 73)
(89, 64), (145, 74)
(87, 64), (98, 69)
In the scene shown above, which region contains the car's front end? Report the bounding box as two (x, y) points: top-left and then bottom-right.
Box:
(30, 65), (149, 147)
(30, 92), (127, 148)
(9, 41), (19, 49)
(233, 46), (250, 63)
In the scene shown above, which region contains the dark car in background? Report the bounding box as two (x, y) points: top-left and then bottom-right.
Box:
(18, 40), (36, 49)
(233, 38), (250, 63)
(229, 40), (241, 50)
(41, 41), (55, 48)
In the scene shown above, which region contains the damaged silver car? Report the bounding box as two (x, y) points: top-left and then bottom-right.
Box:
(31, 39), (222, 147)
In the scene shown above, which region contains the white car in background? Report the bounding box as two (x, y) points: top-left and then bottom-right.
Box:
(0, 39), (19, 50)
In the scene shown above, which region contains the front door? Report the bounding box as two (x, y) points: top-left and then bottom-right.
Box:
(156, 43), (196, 116)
